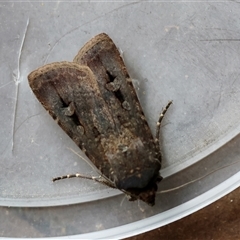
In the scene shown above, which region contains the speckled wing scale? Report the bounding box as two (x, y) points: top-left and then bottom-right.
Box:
(28, 33), (172, 206)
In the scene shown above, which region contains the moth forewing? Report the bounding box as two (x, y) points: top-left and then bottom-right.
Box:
(28, 33), (172, 206)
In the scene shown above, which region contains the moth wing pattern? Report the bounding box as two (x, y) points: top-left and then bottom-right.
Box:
(28, 62), (114, 174)
(28, 33), (164, 205)
(73, 33), (162, 203)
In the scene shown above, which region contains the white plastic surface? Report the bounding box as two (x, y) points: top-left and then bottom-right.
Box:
(1, 1), (240, 238)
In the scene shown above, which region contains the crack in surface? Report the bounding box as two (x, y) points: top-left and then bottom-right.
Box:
(11, 18), (29, 152)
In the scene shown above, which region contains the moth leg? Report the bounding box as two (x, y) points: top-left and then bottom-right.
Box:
(155, 101), (173, 144)
(52, 173), (116, 188)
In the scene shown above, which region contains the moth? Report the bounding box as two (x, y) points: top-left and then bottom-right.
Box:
(28, 33), (172, 206)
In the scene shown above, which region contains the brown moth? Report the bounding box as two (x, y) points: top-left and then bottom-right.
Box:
(28, 33), (172, 206)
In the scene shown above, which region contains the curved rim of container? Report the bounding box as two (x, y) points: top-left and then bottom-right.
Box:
(59, 171), (240, 239)
(1, 127), (240, 208)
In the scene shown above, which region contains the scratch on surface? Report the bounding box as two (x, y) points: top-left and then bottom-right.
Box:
(215, 82), (223, 110)
(0, 81), (12, 90)
(200, 39), (240, 41)
(11, 18), (29, 152)
(44, 2), (138, 64)
(2, 112), (40, 156)
(67, 147), (97, 171)
(158, 159), (240, 194)
(53, 1), (60, 12)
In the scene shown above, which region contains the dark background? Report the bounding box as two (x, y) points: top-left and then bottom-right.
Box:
(128, 187), (240, 240)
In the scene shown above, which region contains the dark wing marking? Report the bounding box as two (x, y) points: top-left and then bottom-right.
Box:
(74, 34), (161, 190)
(28, 62), (114, 175)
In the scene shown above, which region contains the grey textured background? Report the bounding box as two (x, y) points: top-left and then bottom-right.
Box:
(0, 1), (240, 238)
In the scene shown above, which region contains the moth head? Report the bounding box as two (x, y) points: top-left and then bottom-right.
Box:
(107, 158), (162, 205)
(122, 174), (163, 206)
(107, 138), (162, 205)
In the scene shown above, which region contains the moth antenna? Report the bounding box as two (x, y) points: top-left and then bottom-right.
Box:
(158, 160), (240, 194)
(120, 194), (127, 207)
(67, 147), (97, 171)
(52, 173), (116, 188)
(137, 200), (145, 212)
(155, 101), (173, 143)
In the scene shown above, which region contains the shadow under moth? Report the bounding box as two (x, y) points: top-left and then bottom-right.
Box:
(28, 33), (172, 206)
